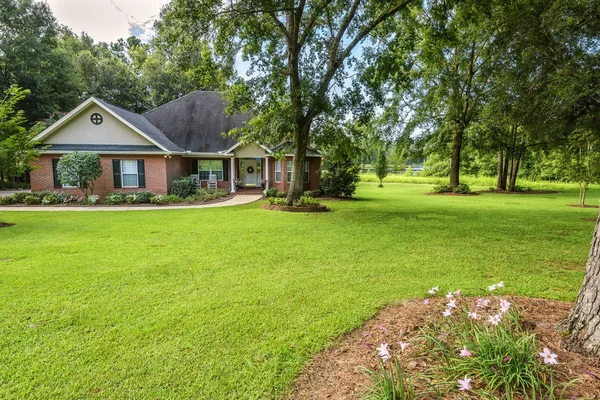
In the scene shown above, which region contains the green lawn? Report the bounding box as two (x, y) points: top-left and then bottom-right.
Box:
(0, 183), (596, 399)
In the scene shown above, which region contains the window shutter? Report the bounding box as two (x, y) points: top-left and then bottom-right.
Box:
(191, 159), (198, 174)
(222, 159), (229, 181)
(112, 159), (121, 188)
(52, 159), (61, 188)
(137, 159), (145, 188)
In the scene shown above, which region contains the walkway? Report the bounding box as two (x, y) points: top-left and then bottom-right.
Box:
(0, 194), (263, 212)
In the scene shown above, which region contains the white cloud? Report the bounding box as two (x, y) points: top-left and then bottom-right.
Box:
(46, 0), (171, 43)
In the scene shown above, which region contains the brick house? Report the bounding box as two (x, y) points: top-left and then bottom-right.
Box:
(31, 91), (322, 197)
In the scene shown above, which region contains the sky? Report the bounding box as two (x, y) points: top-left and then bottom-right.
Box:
(46, 0), (171, 43)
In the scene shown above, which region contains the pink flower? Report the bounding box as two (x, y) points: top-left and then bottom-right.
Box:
(459, 346), (473, 357)
(454, 290), (461, 297)
(447, 299), (457, 309)
(488, 284), (497, 291)
(428, 286), (439, 295)
(499, 299), (511, 313)
(423, 299), (430, 305)
(468, 312), (478, 320)
(398, 341), (409, 351)
(497, 281), (505, 288)
(476, 298), (491, 308)
(378, 325), (388, 333)
(457, 376), (472, 391)
(442, 308), (452, 317)
(539, 348), (558, 365)
(377, 343), (391, 361)
(488, 314), (502, 326)
(446, 291), (454, 298)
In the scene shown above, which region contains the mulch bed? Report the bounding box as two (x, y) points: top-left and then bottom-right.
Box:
(483, 190), (560, 195)
(568, 204), (599, 209)
(260, 204), (329, 212)
(289, 296), (600, 400)
(0, 194), (236, 208)
(0, 222), (15, 228)
(427, 192), (480, 196)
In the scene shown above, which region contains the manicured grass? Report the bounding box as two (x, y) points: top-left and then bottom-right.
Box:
(0, 183), (596, 399)
(360, 173), (600, 193)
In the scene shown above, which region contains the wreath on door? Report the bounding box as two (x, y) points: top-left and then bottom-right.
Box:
(246, 166), (254, 174)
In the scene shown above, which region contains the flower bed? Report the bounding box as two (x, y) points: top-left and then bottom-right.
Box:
(260, 204), (329, 212)
(291, 283), (600, 399)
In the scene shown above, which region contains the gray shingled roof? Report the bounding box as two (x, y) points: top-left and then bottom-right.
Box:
(95, 99), (184, 152)
(37, 144), (164, 152)
(143, 91), (250, 153)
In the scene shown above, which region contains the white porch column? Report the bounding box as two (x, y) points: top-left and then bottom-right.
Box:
(230, 157), (236, 192)
(265, 156), (269, 190)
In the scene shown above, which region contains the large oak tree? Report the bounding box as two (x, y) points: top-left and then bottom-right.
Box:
(157, 0), (416, 204)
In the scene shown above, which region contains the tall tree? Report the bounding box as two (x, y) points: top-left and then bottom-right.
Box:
(158, 0), (416, 204)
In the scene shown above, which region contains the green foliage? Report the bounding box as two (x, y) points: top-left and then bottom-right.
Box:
(164, 194), (184, 203)
(190, 188), (229, 202)
(375, 148), (389, 187)
(170, 176), (197, 198)
(454, 183), (472, 194)
(23, 195), (40, 205)
(0, 195), (15, 205)
(105, 193), (125, 205)
(432, 184), (452, 193)
(149, 195), (168, 205)
(265, 188), (286, 198)
(56, 152), (102, 197)
(0, 85), (39, 181)
(294, 194), (321, 207)
(321, 143), (361, 197)
(268, 197), (287, 206)
(361, 357), (416, 400)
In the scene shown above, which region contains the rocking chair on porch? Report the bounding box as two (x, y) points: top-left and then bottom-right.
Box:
(207, 174), (218, 190)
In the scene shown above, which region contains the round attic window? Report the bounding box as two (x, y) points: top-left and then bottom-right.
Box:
(90, 113), (103, 125)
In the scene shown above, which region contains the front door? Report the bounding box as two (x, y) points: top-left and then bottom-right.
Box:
(242, 159), (258, 186)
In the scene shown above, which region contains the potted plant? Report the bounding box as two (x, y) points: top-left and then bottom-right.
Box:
(260, 179), (267, 190)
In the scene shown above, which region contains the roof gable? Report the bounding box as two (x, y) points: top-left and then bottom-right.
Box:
(144, 91), (250, 153)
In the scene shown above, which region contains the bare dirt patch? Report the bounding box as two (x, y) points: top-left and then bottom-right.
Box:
(289, 296), (600, 400)
(568, 204), (599, 209)
(483, 190), (560, 195)
(427, 192), (479, 196)
(260, 204), (329, 212)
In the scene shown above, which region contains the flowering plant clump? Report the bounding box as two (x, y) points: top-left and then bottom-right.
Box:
(362, 281), (572, 399)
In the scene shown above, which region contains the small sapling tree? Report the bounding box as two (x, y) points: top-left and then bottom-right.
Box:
(321, 145), (361, 198)
(56, 151), (102, 198)
(562, 130), (600, 207)
(375, 147), (388, 187)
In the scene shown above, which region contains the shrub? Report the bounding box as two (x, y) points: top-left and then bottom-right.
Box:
(294, 194), (321, 207)
(12, 192), (30, 203)
(453, 183), (472, 194)
(56, 151), (102, 197)
(165, 194), (184, 203)
(133, 191), (154, 203)
(268, 197), (287, 205)
(62, 194), (84, 204)
(321, 147), (361, 197)
(125, 194), (138, 204)
(510, 184), (532, 192)
(192, 188), (229, 202)
(87, 195), (99, 205)
(42, 194), (60, 205)
(23, 195), (41, 205)
(150, 195), (168, 205)
(265, 188), (279, 198)
(304, 189), (323, 198)
(171, 176), (197, 198)
(0, 196), (15, 205)
(432, 184), (452, 193)
(105, 193), (125, 205)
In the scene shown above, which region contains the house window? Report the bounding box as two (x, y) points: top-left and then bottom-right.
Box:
(287, 161), (293, 183)
(304, 160), (309, 183)
(199, 160), (223, 181)
(121, 160), (139, 187)
(275, 161), (281, 182)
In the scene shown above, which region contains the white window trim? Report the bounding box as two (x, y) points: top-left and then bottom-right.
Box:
(198, 160), (224, 181)
(286, 161), (293, 183)
(304, 160), (309, 183)
(275, 161), (281, 183)
(121, 159), (139, 188)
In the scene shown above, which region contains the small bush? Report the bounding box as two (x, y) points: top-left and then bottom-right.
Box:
(0, 196), (15, 205)
(62, 194), (84, 204)
(304, 189), (323, 198)
(23, 195), (41, 205)
(105, 193), (124, 205)
(42, 194), (60, 205)
(191, 188), (229, 202)
(268, 197), (287, 205)
(125, 194), (138, 204)
(165, 194), (184, 203)
(432, 184), (452, 193)
(12, 192), (30, 203)
(150, 195), (168, 205)
(265, 188), (279, 198)
(133, 191), (154, 203)
(171, 176), (197, 198)
(510, 185), (532, 192)
(294, 194), (321, 207)
(87, 195), (99, 204)
(453, 183), (471, 194)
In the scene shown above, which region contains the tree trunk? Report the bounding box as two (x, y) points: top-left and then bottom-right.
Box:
(449, 124), (464, 189)
(508, 154), (521, 192)
(496, 151), (504, 191)
(579, 182), (588, 207)
(559, 210), (600, 356)
(286, 123), (310, 205)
